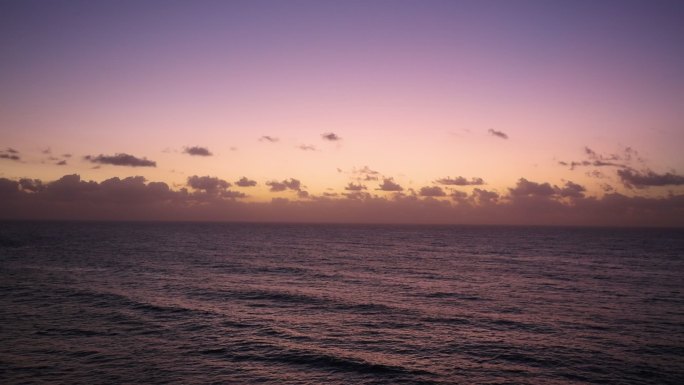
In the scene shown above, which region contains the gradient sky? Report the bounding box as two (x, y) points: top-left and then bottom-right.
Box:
(1, 0), (683, 224)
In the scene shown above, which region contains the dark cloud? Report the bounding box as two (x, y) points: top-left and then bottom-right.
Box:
(56, 160), (67, 166)
(377, 178), (403, 192)
(19, 178), (44, 193)
(235, 177), (257, 187)
(183, 146), (213, 156)
(298, 144), (316, 151)
(488, 129), (508, 139)
(222, 190), (247, 199)
(471, 188), (499, 205)
(0, 153), (20, 161)
(1, 148), (21, 161)
(267, 178), (302, 192)
(557, 181), (586, 198)
(435, 176), (485, 186)
(322, 132), (341, 141)
(84, 153), (156, 167)
(509, 178), (556, 197)
(41, 148), (51, 154)
(618, 169), (684, 189)
(0, 174), (683, 226)
(63, 154), (72, 158)
(419, 186), (446, 197)
(187, 175), (230, 193)
(345, 182), (366, 191)
(297, 190), (310, 199)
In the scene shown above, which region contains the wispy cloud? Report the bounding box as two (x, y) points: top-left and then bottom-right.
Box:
(344, 182), (366, 191)
(84, 153), (156, 167)
(435, 176), (485, 186)
(322, 132), (341, 141)
(488, 129), (508, 139)
(297, 144), (316, 151)
(259, 136), (279, 142)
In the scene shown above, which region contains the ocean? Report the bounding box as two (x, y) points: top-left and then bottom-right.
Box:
(1, 222), (682, 384)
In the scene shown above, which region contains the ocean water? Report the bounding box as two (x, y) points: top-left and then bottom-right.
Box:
(1, 222), (683, 384)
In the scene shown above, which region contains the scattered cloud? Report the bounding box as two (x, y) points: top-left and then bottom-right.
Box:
(618, 169), (684, 189)
(84, 153), (156, 167)
(267, 178), (302, 192)
(345, 182), (366, 191)
(56, 160), (67, 166)
(187, 175), (230, 193)
(298, 144), (316, 151)
(509, 178), (556, 197)
(377, 178), (403, 191)
(235, 177), (257, 187)
(488, 129), (508, 139)
(1, 148), (21, 161)
(259, 136), (279, 142)
(322, 132), (341, 141)
(419, 186), (446, 197)
(435, 176), (485, 186)
(183, 146), (213, 156)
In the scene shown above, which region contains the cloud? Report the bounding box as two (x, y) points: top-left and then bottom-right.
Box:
(617, 169), (684, 189)
(267, 178), (302, 192)
(509, 178), (556, 197)
(183, 146), (213, 156)
(1, 148), (20, 161)
(352, 166), (380, 181)
(488, 129), (508, 139)
(322, 132), (341, 141)
(0, 154), (20, 161)
(0, 174), (683, 226)
(419, 186), (446, 197)
(377, 178), (403, 191)
(560, 146), (638, 170)
(557, 181), (586, 198)
(298, 144), (316, 151)
(84, 153), (156, 167)
(259, 136), (279, 142)
(56, 160), (67, 166)
(435, 176), (485, 186)
(187, 175), (230, 193)
(235, 177), (257, 187)
(345, 182), (366, 191)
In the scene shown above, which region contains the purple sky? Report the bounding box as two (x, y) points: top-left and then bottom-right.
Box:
(1, 1), (683, 225)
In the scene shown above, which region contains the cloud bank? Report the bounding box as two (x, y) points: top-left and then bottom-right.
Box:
(0, 174), (683, 226)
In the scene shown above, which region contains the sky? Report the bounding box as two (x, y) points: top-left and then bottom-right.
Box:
(1, 0), (683, 225)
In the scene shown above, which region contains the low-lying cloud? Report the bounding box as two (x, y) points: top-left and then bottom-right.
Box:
(0, 174), (682, 226)
(267, 178), (302, 192)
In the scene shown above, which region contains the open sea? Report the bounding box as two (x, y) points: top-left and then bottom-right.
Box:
(1, 222), (683, 384)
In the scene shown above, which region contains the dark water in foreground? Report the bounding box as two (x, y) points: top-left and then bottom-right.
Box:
(1, 222), (683, 384)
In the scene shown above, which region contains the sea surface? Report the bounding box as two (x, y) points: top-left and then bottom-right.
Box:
(1, 222), (683, 384)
